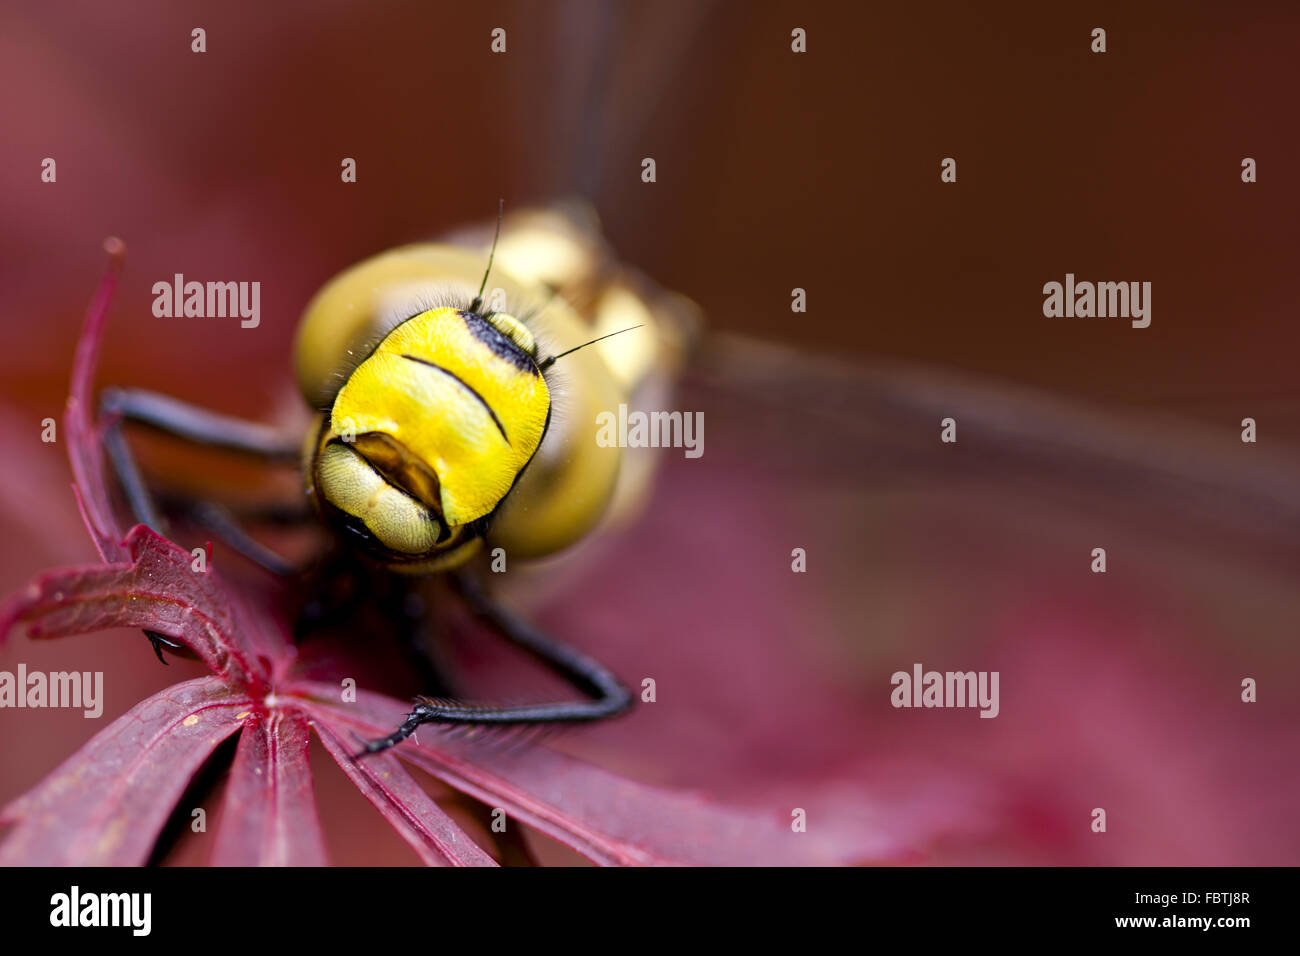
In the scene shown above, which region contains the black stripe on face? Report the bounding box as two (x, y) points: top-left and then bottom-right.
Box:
(458, 310), (538, 375)
(398, 354), (510, 445)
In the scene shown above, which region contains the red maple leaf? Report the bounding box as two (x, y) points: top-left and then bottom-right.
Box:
(0, 243), (940, 866)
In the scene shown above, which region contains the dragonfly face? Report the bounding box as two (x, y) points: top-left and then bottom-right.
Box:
(293, 205), (700, 573)
(305, 304), (553, 572)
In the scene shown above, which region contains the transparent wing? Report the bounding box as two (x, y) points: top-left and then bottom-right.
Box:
(494, 331), (1300, 865)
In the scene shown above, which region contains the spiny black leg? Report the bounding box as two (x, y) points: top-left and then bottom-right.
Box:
(99, 386), (303, 537)
(452, 571), (633, 714)
(356, 703), (438, 755)
(103, 418), (162, 531)
(98, 387), (302, 660)
(184, 500), (299, 577)
(355, 572), (633, 756)
(152, 489), (317, 577)
(377, 575), (455, 700)
(225, 499), (316, 526)
(100, 387), (301, 461)
(104, 416), (187, 662)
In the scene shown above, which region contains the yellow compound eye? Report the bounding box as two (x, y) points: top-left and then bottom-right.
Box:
(316, 442), (442, 555)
